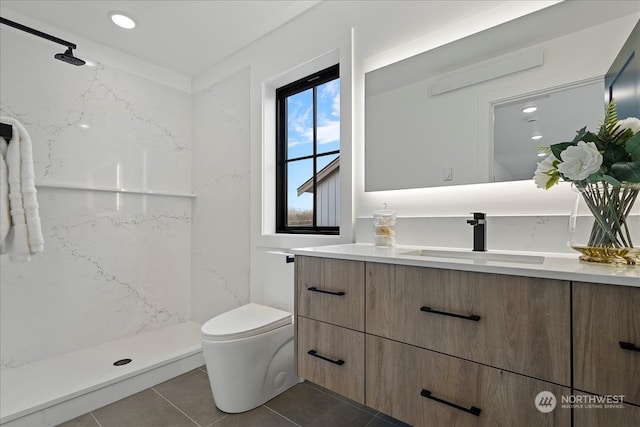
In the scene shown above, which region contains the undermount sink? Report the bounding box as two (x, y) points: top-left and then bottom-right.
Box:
(399, 249), (545, 265)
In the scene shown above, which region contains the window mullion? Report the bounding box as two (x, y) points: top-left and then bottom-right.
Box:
(312, 86), (318, 228)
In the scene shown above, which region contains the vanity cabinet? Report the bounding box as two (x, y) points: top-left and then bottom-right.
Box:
(573, 281), (640, 406)
(294, 256), (366, 403)
(294, 255), (640, 426)
(366, 263), (571, 385)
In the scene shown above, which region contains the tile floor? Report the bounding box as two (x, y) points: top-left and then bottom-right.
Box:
(57, 366), (410, 427)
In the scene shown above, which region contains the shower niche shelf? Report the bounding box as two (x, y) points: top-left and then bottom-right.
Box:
(35, 182), (197, 198)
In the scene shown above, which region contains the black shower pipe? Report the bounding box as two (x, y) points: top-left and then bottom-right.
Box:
(0, 16), (77, 49)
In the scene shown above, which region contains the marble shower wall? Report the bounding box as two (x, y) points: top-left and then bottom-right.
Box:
(0, 28), (192, 369)
(191, 68), (251, 324)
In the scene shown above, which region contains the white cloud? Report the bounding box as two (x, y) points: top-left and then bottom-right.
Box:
(287, 79), (340, 149)
(317, 120), (340, 145)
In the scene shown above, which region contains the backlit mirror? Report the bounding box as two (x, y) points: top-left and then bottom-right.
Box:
(364, 2), (638, 192)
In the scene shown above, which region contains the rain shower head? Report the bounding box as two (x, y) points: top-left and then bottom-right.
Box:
(1, 16), (85, 66)
(55, 47), (86, 66)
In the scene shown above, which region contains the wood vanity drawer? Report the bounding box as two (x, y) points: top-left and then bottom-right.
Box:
(574, 399), (640, 426)
(573, 282), (640, 406)
(366, 335), (571, 427)
(297, 316), (365, 404)
(296, 256), (365, 331)
(366, 263), (571, 385)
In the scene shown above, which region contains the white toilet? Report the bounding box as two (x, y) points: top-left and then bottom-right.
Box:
(201, 303), (298, 413)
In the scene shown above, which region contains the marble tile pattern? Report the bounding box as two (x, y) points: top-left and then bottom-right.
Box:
(190, 67), (251, 324)
(0, 29), (191, 192)
(0, 28), (192, 369)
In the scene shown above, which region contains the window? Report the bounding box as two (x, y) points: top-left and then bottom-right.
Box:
(276, 65), (340, 234)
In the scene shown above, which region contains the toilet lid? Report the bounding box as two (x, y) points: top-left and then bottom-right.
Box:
(201, 303), (292, 341)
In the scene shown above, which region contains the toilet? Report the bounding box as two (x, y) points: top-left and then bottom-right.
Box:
(201, 303), (298, 413)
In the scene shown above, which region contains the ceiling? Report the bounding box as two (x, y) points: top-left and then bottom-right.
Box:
(0, 0), (320, 77)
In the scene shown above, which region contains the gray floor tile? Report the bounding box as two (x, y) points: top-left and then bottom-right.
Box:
(210, 406), (298, 427)
(56, 413), (100, 427)
(304, 381), (377, 416)
(366, 413), (413, 427)
(154, 368), (225, 426)
(91, 388), (197, 427)
(266, 383), (375, 427)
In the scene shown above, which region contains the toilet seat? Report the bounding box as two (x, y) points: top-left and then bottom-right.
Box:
(201, 303), (292, 341)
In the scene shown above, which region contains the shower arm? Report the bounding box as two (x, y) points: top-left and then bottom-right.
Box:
(0, 16), (77, 49)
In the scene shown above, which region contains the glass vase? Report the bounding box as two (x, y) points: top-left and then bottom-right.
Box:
(567, 181), (640, 265)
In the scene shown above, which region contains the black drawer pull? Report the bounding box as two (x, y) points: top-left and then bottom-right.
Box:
(420, 306), (481, 321)
(308, 350), (345, 366)
(308, 286), (345, 296)
(421, 389), (481, 416)
(620, 341), (640, 352)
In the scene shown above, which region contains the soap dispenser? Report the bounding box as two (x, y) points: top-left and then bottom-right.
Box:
(373, 203), (397, 247)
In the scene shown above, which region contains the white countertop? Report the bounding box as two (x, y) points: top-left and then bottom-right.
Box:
(290, 243), (640, 287)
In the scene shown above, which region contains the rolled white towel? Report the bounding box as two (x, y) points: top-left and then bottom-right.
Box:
(14, 118), (43, 254)
(0, 117), (44, 261)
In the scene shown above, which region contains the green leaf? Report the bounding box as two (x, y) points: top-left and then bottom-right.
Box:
(598, 100), (620, 143)
(603, 143), (631, 166)
(604, 99), (618, 126)
(611, 126), (633, 144)
(550, 142), (574, 160)
(625, 133), (640, 161)
(586, 172), (605, 184)
(610, 161), (640, 183)
(602, 174), (622, 187)
(546, 173), (559, 189)
(570, 127), (588, 144)
(582, 131), (606, 150)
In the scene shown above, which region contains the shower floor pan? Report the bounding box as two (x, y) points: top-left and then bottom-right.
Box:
(0, 321), (204, 427)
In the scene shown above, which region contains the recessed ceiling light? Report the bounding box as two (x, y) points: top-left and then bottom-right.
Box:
(531, 135), (543, 140)
(522, 106), (537, 113)
(110, 13), (136, 29)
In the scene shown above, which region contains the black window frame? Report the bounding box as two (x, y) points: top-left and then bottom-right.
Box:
(275, 64), (340, 235)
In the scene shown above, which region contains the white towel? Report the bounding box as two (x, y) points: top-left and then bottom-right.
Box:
(0, 117), (44, 262)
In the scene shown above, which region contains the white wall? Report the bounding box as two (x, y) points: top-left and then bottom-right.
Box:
(191, 67), (251, 324)
(0, 24), (192, 369)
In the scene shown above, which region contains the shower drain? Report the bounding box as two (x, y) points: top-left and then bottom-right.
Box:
(113, 358), (132, 366)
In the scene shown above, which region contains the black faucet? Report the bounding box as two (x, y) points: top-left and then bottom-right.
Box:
(466, 212), (487, 252)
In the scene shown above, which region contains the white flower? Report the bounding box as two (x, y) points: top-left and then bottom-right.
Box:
(533, 154), (559, 189)
(617, 117), (640, 135)
(557, 141), (602, 181)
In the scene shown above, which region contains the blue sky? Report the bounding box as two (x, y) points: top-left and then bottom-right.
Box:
(286, 79), (340, 210)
